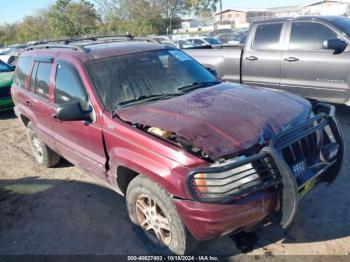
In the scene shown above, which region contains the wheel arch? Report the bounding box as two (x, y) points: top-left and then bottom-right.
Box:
(109, 147), (191, 200)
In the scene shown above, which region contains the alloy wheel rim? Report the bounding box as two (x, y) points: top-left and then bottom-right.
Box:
(31, 132), (43, 162)
(135, 194), (172, 246)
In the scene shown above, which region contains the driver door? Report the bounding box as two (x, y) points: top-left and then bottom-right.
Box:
(281, 20), (350, 103)
(51, 61), (106, 180)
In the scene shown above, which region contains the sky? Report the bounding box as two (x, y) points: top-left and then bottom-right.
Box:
(0, 0), (310, 25)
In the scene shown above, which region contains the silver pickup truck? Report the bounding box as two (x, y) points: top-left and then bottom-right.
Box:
(185, 16), (350, 106)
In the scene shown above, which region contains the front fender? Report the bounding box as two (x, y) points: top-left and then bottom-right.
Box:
(108, 146), (193, 199)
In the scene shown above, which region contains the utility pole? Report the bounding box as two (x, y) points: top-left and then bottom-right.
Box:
(220, 0), (223, 24)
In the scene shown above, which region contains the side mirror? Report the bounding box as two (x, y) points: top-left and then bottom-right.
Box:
(323, 38), (347, 54)
(206, 67), (217, 77)
(56, 101), (92, 121)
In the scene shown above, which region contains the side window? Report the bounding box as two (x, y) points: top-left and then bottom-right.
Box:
(194, 39), (204, 46)
(14, 56), (33, 88)
(252, 23), (283, 50)
(29, 63), (38, 92)
(289, 22), (337, 50)
(54, 63), (88, 108)
(33, 62), (51, 99)
(29, 62), (51, 99)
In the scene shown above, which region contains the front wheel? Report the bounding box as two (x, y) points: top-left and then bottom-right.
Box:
(26, 122), (61, 167)
(126, 175), (197, 255)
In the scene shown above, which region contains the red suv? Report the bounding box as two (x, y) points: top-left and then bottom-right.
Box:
(11, 37), (344, 255)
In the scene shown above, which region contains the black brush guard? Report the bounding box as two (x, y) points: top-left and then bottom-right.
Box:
(188, 103), (344, 228)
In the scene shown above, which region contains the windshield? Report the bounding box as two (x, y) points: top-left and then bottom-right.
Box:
(0, 60), (12, 73)
(204, 38), (222, 44)
(332, 17), (350, 37)
(86, 49), (218, 110)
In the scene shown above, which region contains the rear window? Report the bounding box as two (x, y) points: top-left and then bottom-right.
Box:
(204, 38), (222, 44)
(332, 17), (350, 37)
(14, 56), (33, 88)
(252, 23), (283, 50)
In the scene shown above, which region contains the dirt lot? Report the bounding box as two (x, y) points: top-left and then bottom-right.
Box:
(0, 106), (349, 256)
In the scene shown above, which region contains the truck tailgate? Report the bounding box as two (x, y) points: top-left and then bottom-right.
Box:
(185, 48), (243, 83)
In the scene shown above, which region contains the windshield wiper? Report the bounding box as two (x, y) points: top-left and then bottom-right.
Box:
(177, 80), (221, 92)
(117, 93), (182, 107)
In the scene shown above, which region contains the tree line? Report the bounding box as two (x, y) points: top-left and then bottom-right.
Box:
(0, 0), (219, 46)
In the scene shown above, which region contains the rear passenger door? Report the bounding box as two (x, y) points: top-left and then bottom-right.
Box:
(242, 22), (287, 88)
(281, 20), (350, 103)
(27, 58), (56, 147)
(51, 61), (107, 180)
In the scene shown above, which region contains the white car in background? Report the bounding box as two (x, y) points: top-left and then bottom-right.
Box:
(186, 37), (223, 48)
(173, 40), (196, 49)
(0, 44), (27, 65)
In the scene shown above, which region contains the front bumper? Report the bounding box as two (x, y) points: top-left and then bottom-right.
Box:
(180, 103), (343, 240)
(0, 97), (14, 112)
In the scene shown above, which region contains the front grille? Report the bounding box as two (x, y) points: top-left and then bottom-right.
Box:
(0, 86), (11, 99)
(270, 114), (332, 185)
(281, 131), (320, 166)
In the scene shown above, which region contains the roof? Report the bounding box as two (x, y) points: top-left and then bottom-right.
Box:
(22, 40), (173, 63)
(252, 15), (348, 24)
(303, 0), (350, 7)
(267, 5), (301, 12)
(215, 8), (270, 15)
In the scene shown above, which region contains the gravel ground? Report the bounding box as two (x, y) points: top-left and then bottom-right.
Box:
(0, 106), (349, 257)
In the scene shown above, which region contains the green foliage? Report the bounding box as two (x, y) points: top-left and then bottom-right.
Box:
(0, 23), (19, 46)
(48, 0), (98, 37)
(17, 10), (52, 42)
(0, 0), (218, 45)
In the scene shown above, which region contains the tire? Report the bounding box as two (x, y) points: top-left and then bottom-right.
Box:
(26, 122), (61, 167)
(126, 175), (198, 255)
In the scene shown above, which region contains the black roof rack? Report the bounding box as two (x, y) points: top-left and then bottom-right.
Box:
(25, 34), (162, 53)
(26, 44), (88, 53)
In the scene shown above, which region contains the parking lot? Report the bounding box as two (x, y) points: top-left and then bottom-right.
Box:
(0, 106), (349, 256)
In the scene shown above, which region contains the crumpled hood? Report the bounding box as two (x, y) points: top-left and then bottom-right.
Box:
(117, 83), (311, 160)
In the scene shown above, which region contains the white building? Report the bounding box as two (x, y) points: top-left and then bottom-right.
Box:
(301, 0), (350, 16)
(214, 8), (274, 28)
(268, 5), (301, 17)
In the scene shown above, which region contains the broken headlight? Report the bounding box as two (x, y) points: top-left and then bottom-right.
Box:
(189, 155), (280, 202)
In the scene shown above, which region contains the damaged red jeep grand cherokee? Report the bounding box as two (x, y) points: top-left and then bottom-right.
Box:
(12, 38), (344, 255)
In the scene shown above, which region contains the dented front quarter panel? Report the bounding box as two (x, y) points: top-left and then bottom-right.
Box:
(102, 113), (207, 199)
(117, 82), (312, 161)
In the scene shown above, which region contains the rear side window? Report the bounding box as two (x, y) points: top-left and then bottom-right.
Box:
(14, 56), (33, 88)
(194, 39), (204, 46)
(30, 62), (51, 99)
(289, 22), (337, 50)
(252, 23), (283, 50)
(54, 63), (88, 108)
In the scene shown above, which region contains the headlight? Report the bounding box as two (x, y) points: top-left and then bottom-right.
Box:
(192, 163), (259, 199)
(189, 155), (280, 202)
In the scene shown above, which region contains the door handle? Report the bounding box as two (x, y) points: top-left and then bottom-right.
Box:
(246, 56), (258, 61)
(284, 57), (299, 62)
(51, 114), (62, 123)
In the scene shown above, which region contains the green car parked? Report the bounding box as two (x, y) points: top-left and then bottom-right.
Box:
(0, 60), (15, 112)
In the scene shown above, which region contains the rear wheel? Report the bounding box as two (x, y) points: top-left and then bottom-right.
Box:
(26, 122), (61, 167)
(126, 175), (198, 255)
